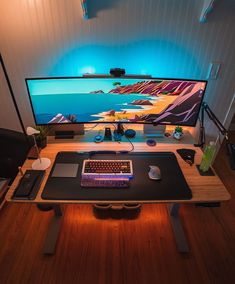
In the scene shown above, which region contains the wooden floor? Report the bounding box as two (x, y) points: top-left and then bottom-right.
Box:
(0, 134), (235, 284)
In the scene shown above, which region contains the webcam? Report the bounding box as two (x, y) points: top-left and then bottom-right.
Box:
(110, 68), (126, 77)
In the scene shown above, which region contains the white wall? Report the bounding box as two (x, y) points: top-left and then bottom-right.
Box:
(0, 0), (235, 145)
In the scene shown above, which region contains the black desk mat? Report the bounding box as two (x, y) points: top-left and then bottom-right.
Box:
(41, 152), (192, 201)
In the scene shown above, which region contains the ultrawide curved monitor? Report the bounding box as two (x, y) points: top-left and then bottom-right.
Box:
(26, 77), (207, 127)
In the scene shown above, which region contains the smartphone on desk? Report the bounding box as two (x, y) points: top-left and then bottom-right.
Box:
(13, 170), (45, 200)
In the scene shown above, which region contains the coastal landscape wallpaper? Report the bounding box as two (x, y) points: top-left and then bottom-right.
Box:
(26, 78), (206, 126)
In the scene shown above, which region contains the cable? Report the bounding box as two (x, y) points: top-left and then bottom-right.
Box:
(114, 124), (135, 153)
(84, 123), (99, 132)
(124, 134), (135, 153)
(218, 131), (222, 146)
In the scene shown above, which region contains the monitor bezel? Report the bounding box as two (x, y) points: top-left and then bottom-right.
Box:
(25, 76), (207, 127)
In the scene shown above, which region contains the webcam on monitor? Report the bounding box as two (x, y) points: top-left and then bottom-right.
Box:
(110, 68), (126, 77)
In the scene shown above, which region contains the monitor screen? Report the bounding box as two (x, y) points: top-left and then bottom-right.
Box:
(26, 77), (207, 126)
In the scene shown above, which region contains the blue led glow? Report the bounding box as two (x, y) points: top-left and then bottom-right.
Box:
(48, 40), (201, 79)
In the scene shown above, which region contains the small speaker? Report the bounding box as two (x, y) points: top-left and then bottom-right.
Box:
(124, 129), (136, 138)
(94, 135), (103, 143)
(55, 131), (74, 139)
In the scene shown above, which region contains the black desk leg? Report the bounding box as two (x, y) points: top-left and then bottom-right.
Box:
(43, 204), (63, 255)
(167, 203), (189, 253)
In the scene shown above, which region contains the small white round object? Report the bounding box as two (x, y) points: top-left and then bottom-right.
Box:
(173, 131), (183, 140)
(32, 158), (51, 170)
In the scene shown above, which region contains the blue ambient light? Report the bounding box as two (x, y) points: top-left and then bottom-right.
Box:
(48, 40), (201, 79)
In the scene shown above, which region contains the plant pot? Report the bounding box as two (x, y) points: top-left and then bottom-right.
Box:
(36, 136), (47, 149)
(173, 131), (183, 140)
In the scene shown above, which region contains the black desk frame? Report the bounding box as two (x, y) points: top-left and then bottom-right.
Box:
(43, 205), (63, 254)
(42, 203), (189, 255)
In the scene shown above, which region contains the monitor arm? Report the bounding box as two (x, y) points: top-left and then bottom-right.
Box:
(195, 102), (229, 148)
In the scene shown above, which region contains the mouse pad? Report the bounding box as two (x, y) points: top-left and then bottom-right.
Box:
(41, 151), (192, 201)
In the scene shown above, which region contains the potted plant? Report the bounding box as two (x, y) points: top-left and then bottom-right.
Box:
(35, 126), (50, 149)
(173, 126), (183, 140)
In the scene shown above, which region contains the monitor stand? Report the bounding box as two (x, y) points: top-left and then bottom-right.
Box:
(114, 122), (125, 136)
(143, 124), (166, 138)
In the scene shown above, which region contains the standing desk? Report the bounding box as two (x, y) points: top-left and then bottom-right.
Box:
(6, 141), (231, 254)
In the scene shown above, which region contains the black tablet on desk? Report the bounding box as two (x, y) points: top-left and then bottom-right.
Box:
(41, 151), (192, 201)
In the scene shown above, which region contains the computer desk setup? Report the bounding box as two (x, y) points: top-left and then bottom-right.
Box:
(6, 133), (230, 255)
(5, 75), (231, 255)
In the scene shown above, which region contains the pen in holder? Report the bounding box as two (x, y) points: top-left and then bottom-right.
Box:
(197, 141), (216, 176)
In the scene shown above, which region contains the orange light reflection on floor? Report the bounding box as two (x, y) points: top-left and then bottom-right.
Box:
(64, 204), (168, 227)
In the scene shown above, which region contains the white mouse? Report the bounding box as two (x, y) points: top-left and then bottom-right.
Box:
(148, 165), (161, 180)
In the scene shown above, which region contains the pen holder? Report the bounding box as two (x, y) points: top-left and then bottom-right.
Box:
(196, 165), (215, 176)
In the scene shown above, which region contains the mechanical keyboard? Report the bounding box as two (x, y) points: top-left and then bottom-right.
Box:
(82, 159), (133, 177)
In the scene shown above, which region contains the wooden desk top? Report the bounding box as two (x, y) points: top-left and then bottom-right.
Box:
(6, 141), (231, 204)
